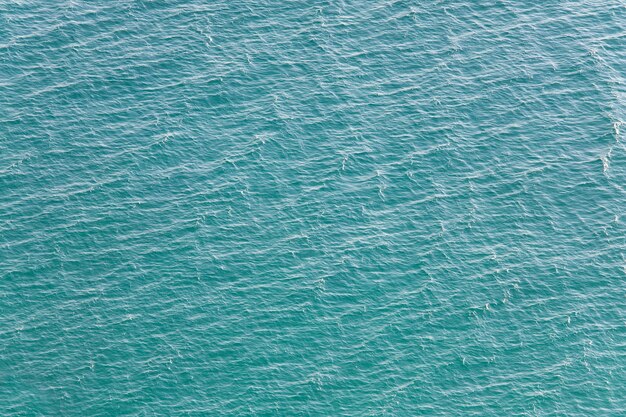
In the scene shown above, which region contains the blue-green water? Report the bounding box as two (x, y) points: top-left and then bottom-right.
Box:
(1, 1), (625, 415)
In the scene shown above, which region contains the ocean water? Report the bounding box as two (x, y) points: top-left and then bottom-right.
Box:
(1, 0), (625, 415)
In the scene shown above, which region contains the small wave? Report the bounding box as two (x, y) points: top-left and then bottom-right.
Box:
(601, 147), (613, 174)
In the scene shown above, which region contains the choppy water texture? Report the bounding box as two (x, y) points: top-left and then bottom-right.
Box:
(1, 1), (626, 415)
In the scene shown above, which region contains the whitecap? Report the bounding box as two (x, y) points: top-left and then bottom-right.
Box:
(613, 120), (623, 140)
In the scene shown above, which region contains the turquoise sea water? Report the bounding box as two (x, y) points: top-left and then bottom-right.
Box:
(1, 1), (626, 415)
